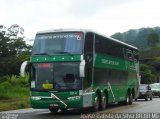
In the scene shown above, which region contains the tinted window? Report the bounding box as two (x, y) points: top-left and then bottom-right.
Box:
(30, 62), (82, 91)
(94, 68), (128, 85)
(84, 32), (94, 54)
(126, 49), (133, 60)
(95, 35), (124, 58)
(32, 32), (84, 55)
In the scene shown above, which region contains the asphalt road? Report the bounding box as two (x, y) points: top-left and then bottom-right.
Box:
(0, 97), (160, 119)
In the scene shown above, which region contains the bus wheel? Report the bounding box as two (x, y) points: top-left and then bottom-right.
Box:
(145, 96), (148, 101)
(128, 93), (133, 105)
(101, 93), (107, 110)
(126, 92), (133, 105)
(93, 94), (100, 112)
(49, 107), (59, 113)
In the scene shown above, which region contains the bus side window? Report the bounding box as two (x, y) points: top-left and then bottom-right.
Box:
(95, 35), (105, 54)
(84, 33), (93, 53)
(133, 51), (138, 62)
(126, 49), (133, 60)
(84, 33), (94, 64)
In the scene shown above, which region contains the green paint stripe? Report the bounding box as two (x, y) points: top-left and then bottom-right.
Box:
(94, 54), (137, 72)
(31, 55), (81, 62)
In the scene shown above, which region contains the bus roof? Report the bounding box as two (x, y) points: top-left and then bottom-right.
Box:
(37, 28), (89, 34)
(37, 28), (138, 50)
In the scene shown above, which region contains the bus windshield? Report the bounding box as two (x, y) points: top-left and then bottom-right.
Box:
(32, 32), (83, 55)
(30, 62), (82, 91)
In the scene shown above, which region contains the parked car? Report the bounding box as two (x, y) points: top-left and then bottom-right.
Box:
(150, 83), (160, 98)
(135, 84), (152, 101)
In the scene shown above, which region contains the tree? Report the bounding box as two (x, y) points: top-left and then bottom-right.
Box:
(147, 32), (159, 47)
(0, 24), (31, 76)
(6, 24), (24, 39)
(140, 64), (156, 84)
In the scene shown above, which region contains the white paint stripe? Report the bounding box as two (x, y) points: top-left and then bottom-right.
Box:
(108, 82), (115, 102)
(32, 96), (52, 99)
(51, 93), (67, 108)
(83, 92), (94, 95)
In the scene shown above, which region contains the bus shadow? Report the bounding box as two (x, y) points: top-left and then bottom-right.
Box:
(35, 103), (123, 117)
(134, 99), (153, 102)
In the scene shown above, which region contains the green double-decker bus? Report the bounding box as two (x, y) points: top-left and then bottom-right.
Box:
(21, 29), (140, 112)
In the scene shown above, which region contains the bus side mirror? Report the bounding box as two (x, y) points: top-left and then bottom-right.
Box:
(79, 60), (85, 77)
(20, 61), (28, 77)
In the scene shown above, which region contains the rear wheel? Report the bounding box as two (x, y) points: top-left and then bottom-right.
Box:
(126, 91), (133, 105)
(101, 93), (108, 110)
(150, 95), (152, 100)
(145, 96), (148, 101)
(118, 91), (133, 105)
(93, 93), (101, 112)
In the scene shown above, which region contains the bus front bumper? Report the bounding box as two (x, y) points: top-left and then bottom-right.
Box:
(31, 96), (83, 109)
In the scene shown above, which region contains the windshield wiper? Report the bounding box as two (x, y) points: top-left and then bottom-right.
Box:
(33, 53), (52, 57)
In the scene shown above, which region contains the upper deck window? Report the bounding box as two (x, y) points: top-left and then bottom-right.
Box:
(32, 32), (83, 55)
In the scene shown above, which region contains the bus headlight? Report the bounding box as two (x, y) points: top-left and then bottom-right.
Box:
(67, 96), (81, 100)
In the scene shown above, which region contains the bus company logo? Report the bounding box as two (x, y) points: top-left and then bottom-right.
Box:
(101, 59), (119, 66)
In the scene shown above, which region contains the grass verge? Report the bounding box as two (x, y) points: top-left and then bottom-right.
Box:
(0, 98), (31, 112)
(0, 75), (31, 111)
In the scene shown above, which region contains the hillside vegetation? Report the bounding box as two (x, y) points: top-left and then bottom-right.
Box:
(111, 27), (160, 50)
(111, 27), (160, 84)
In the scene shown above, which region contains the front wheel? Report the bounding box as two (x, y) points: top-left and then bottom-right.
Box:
(93, 94), (101, 112)
(49, 107), (59, 113)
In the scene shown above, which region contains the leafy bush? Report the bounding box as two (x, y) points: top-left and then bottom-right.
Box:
(140, 64), (156, 84)
(0, 75), (9, 83)
(0, 74), (29, 100)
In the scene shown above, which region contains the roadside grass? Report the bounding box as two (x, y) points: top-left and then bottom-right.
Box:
(0, 98), (31, 111)
(0, 74), (31, 111)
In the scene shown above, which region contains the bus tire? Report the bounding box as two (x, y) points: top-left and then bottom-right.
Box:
(93, 93), (101, 112)
(145, 96), (148, 101)
(125, 91), (133, 105)
(128, 92), (133, 105)
(49, 107), (58, 113)
(150, 97), (152, 100)
(101, 92), (108, 110)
